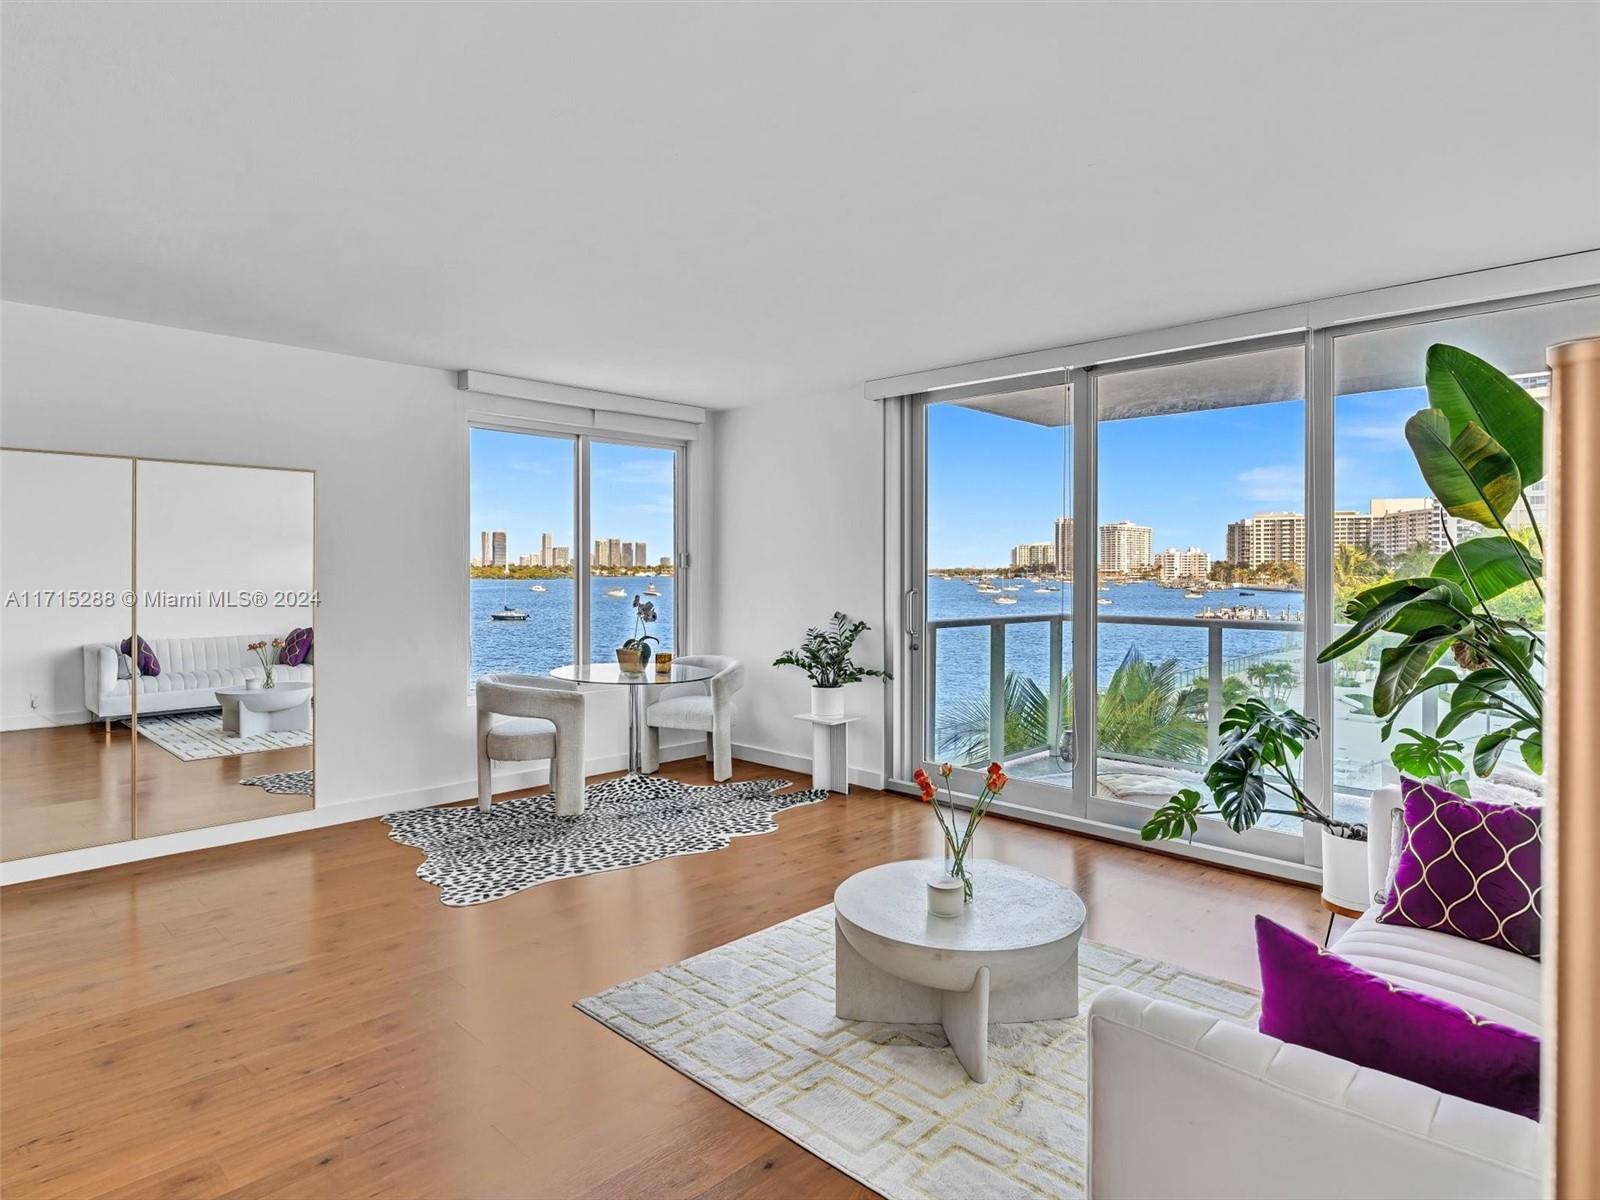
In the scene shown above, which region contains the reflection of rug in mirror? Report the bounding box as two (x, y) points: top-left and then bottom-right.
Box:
(242, 770), (314, 796)
(125, 712), (313, 761)
(578, 905), (1260, 1200)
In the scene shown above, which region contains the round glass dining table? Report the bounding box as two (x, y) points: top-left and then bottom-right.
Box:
(549, 661), (717, 775)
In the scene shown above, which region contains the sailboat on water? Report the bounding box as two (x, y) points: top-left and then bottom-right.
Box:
(490, 568), (529, 620)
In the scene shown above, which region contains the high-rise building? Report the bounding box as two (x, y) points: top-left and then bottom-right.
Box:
(1154, 546), (1212, 581)
(659, 556), (672, 568)
(1227, 498), (1445, 568)
(1369, 499), (1434, 558)
(553, 546), (570, 567)
(634, 541), (647, 568)
(593, 538), (609, 567)
(621, 542), (636, 568)
(1053, 517), (1073, 579)
(1226, 512), (1303, 569)
(1010, 542), (1054, 569)
(607, 537), (623, 569)
(1098, 521), (1153, 574)
(490, 531), (507, 568)
(517, 554), (534, 567)
(480, 531), (492, 570)
(541, 531), (553, 567)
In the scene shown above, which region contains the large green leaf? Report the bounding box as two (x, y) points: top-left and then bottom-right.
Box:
(1405, 410), (1521, 525)
(1426, 344), (1544, 486)
(1373, 637), (1450, 716)
(1432, 536), (1542, 601)
(1319, 577), (1472, 661)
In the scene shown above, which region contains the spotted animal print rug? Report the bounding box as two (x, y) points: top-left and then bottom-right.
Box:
(382, 775), (829, 906)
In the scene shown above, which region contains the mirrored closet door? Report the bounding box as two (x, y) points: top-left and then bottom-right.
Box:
(1, 451), (316, 861)
(1, 450), (137, 859)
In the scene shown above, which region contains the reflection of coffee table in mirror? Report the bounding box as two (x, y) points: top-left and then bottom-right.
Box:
(215, 683), (313, 738)
(834, 859), (1086, 1083)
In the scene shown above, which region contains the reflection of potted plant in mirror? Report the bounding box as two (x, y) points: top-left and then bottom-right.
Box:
(617, 596), (658, 673)
(246, 638), (284, 689)
(773, 611), (891, 719)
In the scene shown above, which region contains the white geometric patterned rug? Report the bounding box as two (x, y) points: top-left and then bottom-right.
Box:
(384, 775), (829, 906)
(127, 712), (313, 761)
(577, 904), (1260, 1200)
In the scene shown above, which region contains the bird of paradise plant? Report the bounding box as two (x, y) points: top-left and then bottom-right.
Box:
(913, 761), (1008, 902)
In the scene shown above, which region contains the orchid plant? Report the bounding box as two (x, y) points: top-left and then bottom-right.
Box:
(246, 638), (284, 688)
(913, 761), (1009, 901)
(624, 596), (659, 660)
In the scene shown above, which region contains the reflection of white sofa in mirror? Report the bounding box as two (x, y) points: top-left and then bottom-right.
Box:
(84, 634), (312, 720)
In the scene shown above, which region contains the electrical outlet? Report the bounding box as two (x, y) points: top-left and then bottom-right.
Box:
(30, 694), (39, 710)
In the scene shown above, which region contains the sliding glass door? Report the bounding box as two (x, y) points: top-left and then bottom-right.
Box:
(1087, 341), (1307, 860)
(922, 376), (1077, 817)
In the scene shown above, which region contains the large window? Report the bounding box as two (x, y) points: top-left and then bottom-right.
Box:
(1329, 294), (1600, 814)
(925, 382), (1071, 808)
(906, 282), (1595, 879)
(1092, 343), (1306, 846)
(470, 428), (682, 681)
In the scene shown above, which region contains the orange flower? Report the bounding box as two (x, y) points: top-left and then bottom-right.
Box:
(989, 772), (1009, 793)
(939, 763), (953, 778)
(918, 779), (936, 801)
(988, 762), (1002, 777)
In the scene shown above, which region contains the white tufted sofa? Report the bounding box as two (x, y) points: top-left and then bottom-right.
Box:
(1085, 784), (1542, 1199)
(84, 635), (312, 720)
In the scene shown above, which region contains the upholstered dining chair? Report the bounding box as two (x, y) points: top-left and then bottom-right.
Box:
(640, 655), (744, 782)
(476, 673), (587, 816)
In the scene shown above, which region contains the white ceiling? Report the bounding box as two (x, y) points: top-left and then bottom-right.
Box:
(4, 2), (1598, 409)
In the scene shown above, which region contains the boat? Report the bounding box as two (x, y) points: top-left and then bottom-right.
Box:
(1183, 588), (1206, 598)
(1238, 590), (1256, 596)
(1097, 597), (1112, 606)
(490, 605), (528, 621)
(1033, 586), (1056, 594)
(605, 587), (627, 598)
(644, 585), (661, 597)
(975, 584), (999, 594)
(529, 584), (546, 592)
(993, 595), (1018, 605)
(1002, 584), (1022, 592)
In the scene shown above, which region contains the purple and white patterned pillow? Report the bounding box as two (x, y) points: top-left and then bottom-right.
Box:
(119, 635), (160, 677)
(1378, 777), (1541, 959)
(280, 627), (313, 667)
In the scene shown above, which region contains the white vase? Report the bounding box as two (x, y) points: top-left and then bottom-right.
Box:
(926, 875), (965, 919)
(1321, 826), (1371, 912)
(810, 685), (845, 720)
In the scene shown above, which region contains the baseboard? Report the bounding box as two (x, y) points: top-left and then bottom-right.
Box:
(2, 708), (93, 732)
(732, 739), (886, 792)
(0, 736), (710, 885)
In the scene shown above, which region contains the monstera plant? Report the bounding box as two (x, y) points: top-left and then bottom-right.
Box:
(1316, 344), (1545, 779)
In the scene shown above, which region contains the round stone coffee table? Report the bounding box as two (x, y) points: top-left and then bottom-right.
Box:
(833, 859), (1086, 1083)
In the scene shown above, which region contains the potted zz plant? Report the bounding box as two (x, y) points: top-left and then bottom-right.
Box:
(773, 611), (891, 719)
(616, 595), (658, 673)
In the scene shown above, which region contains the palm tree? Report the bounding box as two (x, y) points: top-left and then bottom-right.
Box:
(1333, 543), (1383, 604)
(938, 647), (1241, 767)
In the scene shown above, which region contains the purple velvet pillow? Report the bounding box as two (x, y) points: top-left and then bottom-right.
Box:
(280, 627), (313, 667)
(119, 635), (160, 677)
(1379, 777), (1542, 959)
(1256, 916), (1539, 1119)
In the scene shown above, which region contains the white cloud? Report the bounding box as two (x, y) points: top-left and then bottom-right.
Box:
(1236, 464), (1302, 503)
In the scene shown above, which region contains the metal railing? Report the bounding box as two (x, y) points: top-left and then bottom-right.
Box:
(927, 610), (1305, 768)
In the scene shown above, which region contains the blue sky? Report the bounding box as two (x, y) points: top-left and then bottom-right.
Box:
(469, 429), (676, 563)
(927, 387), (1430, 567)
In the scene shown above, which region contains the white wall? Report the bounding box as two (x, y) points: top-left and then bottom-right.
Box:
(710, 388), (889, 786)
(0, 450), (135, 727)
(1, 302), (712, 877)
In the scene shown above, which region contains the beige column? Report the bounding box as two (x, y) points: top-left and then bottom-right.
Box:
(1549, 336), (1600, 1200)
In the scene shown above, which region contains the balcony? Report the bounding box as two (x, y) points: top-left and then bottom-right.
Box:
(927, 610), (1312, 832)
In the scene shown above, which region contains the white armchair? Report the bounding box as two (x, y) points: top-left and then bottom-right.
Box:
(640, 655), (743, 782)
(476, 673), (587, 817)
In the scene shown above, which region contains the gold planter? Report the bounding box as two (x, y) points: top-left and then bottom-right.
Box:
(615, 646), (646, 673)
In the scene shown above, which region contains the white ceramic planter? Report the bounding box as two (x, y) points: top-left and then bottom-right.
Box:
(810, 685), (845, 720)
(1321, 826), (1371, 912)
(926, 875), (966, 919)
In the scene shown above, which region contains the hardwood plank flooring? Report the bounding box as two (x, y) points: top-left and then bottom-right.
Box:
(1, 759), (1327, 1199)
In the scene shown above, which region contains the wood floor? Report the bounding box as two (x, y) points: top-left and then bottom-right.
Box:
(1, 758), (1328, 1199)
(2, 723), (311, 861)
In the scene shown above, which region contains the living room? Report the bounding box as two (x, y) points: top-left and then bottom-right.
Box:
(2, 4), (1597, 1199)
